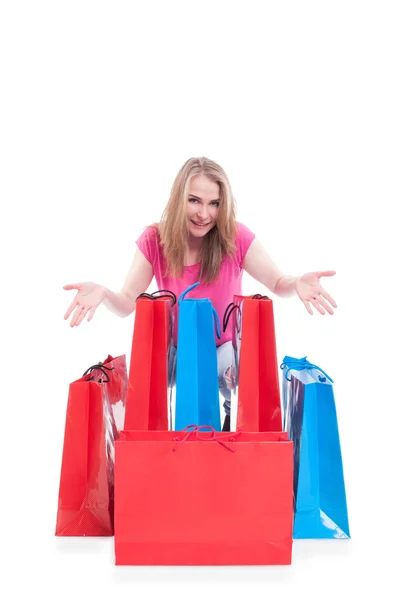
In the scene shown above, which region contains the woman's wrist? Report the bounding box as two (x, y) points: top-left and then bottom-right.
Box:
(103, 288), (135, 317)
(275, 275), (300, 297)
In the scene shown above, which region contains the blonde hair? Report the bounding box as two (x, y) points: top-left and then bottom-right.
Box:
(157, 157), (237, 283)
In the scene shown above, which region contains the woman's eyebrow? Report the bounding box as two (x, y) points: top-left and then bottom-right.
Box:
(189, 194), (220, 202)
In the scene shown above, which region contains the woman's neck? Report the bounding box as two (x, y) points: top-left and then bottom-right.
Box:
(187, 233), (204, 252)
(185, 234), (204, 265)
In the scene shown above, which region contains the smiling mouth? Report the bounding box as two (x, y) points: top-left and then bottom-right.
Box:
(191, 220), (210, 227)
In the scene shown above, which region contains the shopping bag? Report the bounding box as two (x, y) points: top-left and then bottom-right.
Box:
(280, 356), (350, 539)
(114, 426), (293, 565)
(125, 290), (176, 430)
(175, 282), (221, 431)
(223, 294), (282, 432)
(55, 355), (127, 536)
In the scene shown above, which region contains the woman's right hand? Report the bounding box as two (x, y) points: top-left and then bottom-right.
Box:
(63, 282), (107, 327)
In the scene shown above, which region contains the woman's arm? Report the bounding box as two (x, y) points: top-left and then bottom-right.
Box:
(107, 247), (154, 316)
(243, 238), (337, 315)
(64, 247), (154, 326)
(243, 239), (295, 296)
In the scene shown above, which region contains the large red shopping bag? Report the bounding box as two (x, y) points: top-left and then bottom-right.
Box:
(124, 290), (175, 430)
(223, 294), (282, 432)
(55, 355), (127, 536)
(114, 426), (293, 565)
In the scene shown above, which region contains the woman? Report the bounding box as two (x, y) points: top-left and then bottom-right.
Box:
(64, 156), (337, 430)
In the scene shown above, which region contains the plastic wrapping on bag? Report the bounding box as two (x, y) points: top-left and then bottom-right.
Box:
(280, 356), (350, 539)
(86, 356), (127, 519)
(55, 355), (127, 536)
(222, 302), (240, 431)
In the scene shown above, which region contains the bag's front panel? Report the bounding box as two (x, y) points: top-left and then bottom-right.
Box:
(232, 297), (282, 432)
(125, 300), (154, 429)
(56, 381), (113, 536)
(197, 301), (221, 430)
(175, 301), (199, 429)
(235, 299), (260, 431)
(86, 383), (113, 533)
(114, 436), (293, 565)
(294, 383), (320, 515)
(258, 300), (282, 430)
(56, 381), (90, 535)
(148, 302), (170, 430)
(316, 382), (350, 538)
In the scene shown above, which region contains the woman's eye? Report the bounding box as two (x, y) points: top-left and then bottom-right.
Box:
(211, 202), (220, 207)
(188, 198), (198, 203)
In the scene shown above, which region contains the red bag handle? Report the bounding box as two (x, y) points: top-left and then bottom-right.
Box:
(172, 424), (242, 452)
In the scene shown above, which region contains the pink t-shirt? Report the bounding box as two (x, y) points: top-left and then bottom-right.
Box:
(136, 222), (255, 346)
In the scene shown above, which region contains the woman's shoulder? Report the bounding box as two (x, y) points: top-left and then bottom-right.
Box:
(235, 221), (256, 243)
(136, 223), (160, 244)
(233, 222), (256, 265)
(135, 223), (161, 264)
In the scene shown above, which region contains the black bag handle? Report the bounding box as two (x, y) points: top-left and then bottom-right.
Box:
(136, 289), (177, 306)
(223, 294), (269, 332)
(82, 363), (114, 383)
(222, 302), (241, 333)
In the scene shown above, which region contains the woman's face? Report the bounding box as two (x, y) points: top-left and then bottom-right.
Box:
(186, 174), (221, 238)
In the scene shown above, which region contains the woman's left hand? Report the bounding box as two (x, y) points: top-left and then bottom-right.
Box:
(295, 271), (337, 315)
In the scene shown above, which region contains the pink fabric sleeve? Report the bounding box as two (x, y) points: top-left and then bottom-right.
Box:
(235, 222), (255, 266)
(135, 226), (158, 265)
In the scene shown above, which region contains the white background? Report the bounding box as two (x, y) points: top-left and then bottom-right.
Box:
(1, 1), (397, 598)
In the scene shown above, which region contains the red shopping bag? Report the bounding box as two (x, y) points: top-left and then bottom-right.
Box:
(55, 355), (127, 536)
(124, 291), (175, 430)
(224, 294), (282, 432)
(114, 426), (293, 565)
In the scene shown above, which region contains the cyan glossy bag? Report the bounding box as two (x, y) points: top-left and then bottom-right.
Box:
(175, 283), (221, 431)
(280, 356), (350, 539)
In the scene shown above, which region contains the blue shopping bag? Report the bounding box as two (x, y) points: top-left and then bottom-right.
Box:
(175, 282), (222, 431)
(280, 356), (350, 539)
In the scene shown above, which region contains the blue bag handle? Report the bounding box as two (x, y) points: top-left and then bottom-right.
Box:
(178, 281), (200, 303)
(212, 307), (221, 339)
(280, 355), (334, 383)
(178, 281), (221, 339)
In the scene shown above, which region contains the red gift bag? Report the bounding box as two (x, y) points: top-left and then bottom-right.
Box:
(55, 355), (127, 536)
(124, 291), (175, 430)
(114, 427), (293, 565)
(224, 295), (282, 432)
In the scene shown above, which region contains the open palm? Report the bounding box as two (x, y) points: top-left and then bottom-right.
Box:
(295, 271), (337, 315)
(63, 282), (106, 327)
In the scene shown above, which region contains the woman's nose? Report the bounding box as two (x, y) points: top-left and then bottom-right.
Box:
(198, 205), (208, 219)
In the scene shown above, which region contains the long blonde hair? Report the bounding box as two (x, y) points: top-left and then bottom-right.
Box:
(157, 157), (237, 283)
